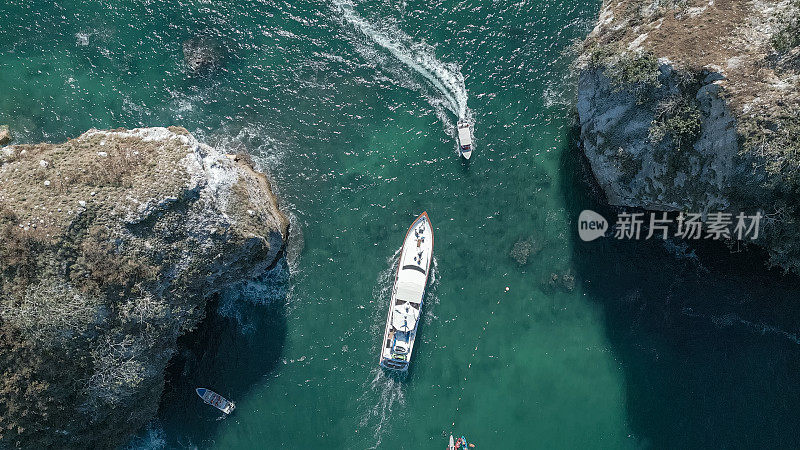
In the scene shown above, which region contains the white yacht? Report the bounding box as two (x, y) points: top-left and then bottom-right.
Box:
(457, 120), (473, 159)
(379, 212), (433, 372)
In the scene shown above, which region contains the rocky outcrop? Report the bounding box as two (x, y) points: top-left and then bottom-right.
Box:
(0, 127), (288, 447)
(577, 0), (800, 271)
(0, 125), (10, 145)
(183, 37), (224, 75)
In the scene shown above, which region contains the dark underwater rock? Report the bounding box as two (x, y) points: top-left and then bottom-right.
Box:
(183, 37), (224, 74)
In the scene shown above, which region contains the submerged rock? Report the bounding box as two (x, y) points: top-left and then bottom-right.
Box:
(510, 237), (542, 266)
(544, 269), (576, 292)
(0, 127), (288, 447)
(182, 37), (224, 74)
(578, 0), (800, 272)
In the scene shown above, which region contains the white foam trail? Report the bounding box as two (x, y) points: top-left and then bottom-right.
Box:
(334, 0), (470, 120)
(358, 248), (441, 446)
(358, 368), (406, 449)
(422, 256), (439, 325)
(124, 422), (167, 450)
(356, 247), (405, 447)
(428, 255), (439, 287)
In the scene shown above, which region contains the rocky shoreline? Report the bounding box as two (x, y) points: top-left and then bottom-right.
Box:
(0, 127), (288, 447)
(577, 0), (800, 272)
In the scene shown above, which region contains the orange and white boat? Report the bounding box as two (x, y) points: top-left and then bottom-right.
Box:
(379, 212), (433, 372)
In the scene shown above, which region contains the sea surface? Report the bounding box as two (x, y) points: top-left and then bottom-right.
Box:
(2, 0), (800, 448)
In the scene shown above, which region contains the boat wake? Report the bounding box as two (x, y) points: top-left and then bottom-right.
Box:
(358, 368), (406, 449)
(356, 245), (440, 447)
(422, 256), (440, 326)
(333, 0), (471, 132)
(356, 247), (405, 447)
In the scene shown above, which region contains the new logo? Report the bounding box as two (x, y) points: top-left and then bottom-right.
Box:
(578, 210), (608, 241)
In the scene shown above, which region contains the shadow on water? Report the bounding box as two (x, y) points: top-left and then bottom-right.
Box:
(154, 259), (290, 448)
(559, 123), (800, 448)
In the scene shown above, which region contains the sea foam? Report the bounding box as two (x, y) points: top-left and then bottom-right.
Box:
(334, 0), (470, 125)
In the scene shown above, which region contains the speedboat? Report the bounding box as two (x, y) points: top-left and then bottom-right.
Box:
(379, 212), (433, 372)
(456, 120), (473, 159)
(195, 387), (235, 414)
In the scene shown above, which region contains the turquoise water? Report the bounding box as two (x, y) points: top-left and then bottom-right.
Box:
(3, 0), (800, 448)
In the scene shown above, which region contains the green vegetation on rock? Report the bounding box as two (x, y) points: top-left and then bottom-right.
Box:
(588, 47), (661, 88)
(650, 95), (703, 151)
(587, 46), (663, 106)
(0, 125), (10, 145)
(743, 112), (800, 190)
(0, 128), (288, 447)
(771, 1), (800, 53)
(579, 0), (800, 272)
(614, 52), (661, 88)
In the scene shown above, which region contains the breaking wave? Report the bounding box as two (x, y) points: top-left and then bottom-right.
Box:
(124, 422), (167, 450)
(217, 260), (291, 333)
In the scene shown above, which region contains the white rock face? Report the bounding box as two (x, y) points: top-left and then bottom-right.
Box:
(577, 0), (800, 271)
(577, 62), (743, 214)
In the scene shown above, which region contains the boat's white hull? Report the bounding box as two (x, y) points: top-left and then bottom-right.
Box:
(379, 212), (433, 371)
(457, 120), (473, 160)
(196, 388), (235, 414)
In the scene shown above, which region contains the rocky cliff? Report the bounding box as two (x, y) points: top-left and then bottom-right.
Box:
(0, 127), (288, 447)
(577, 0), (800, 270)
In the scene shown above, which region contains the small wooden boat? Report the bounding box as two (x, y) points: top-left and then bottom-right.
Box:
(196, 387), (235, 414)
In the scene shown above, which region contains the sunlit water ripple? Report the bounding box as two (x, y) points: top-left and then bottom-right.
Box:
(4, 0), (800, 448)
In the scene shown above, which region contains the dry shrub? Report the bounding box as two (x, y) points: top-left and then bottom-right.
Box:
(79, 142), (143, 188)
(85, 335), (148, 406)
(0, 281), (100, 343)
(0, 206), (40, 292)
(0, 320), (87, 447)
(74, 226), (157, 296)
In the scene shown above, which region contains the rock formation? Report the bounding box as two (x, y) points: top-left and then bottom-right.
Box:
(0, 125), (10, 146)
(0, 127), (288, 447)
(183, 37), (224, 75)
(577, 0), (800, 271)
